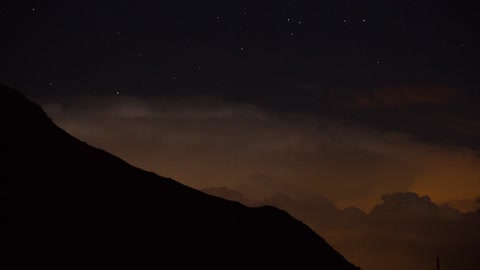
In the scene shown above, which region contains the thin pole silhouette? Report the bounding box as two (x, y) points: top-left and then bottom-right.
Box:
(436, 257), (440, 270)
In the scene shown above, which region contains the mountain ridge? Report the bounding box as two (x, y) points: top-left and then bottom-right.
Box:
(2, 84), (359, 269)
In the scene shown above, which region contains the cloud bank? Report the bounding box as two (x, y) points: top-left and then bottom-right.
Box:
(40, 94), (480, 211)
(202, 188), (480, 270)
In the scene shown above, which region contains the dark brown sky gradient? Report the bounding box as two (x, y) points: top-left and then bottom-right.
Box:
(40, 95), (480, 212)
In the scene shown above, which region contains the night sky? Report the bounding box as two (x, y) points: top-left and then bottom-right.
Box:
(3, 1), (480, 269)
(3, 1), (480, 149)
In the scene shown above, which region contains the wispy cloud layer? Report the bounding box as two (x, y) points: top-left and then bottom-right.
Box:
(353, 86), (458, 108)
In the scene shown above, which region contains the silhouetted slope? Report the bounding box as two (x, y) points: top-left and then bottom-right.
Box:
(2, 85), (359, 269)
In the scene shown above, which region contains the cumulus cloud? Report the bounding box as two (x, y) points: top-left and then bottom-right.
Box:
(39, 94), (480, 211)
(370, 192), (440, 218)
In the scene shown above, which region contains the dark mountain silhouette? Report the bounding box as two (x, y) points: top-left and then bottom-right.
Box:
(2, 85), (359, 269)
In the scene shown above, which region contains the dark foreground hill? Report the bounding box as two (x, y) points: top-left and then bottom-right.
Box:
(2, 85), (359, 269)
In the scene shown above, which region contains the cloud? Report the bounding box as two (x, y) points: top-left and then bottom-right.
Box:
(443, 198), (480, 213)
(203, 189), (480, 270)
(370, 192), (439, 218)
(38, 94), (480, 270)
(444, 118), (480, 137)
(39, 94), (480, 212)
(354, 86), (458, 108)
